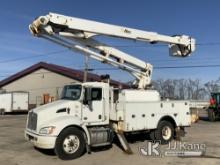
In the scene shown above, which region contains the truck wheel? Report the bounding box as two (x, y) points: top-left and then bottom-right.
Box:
(55, 127), (86, 160)
(154, 121), (174, 144)
(208, 109), (216, 122)
(149, 130), (156, 140)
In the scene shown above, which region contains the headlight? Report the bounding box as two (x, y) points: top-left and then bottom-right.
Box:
(39, 126), (56, 135)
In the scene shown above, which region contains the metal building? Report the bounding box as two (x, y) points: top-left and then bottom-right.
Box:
(0, 62), (125, 108)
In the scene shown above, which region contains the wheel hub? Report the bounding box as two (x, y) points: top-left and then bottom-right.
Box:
(63, 135), (80, 154)
(162, 126), (172, 140)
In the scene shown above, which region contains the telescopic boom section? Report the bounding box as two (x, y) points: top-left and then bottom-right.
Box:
(29, 13), (196, 89)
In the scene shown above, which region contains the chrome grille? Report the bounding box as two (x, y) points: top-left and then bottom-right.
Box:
(27, 111), (37, 131)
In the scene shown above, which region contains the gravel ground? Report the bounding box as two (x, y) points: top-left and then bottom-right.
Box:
(1, 112), (220, 165)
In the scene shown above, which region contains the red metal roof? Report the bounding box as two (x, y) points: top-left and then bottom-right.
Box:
(0, 62), (128, 88)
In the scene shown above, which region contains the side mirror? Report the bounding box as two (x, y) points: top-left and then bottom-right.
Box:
(83, 88), (92, 104)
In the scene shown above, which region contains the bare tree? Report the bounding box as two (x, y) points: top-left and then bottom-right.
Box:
(204, 79), (220, 93)
(175, 79), (187, 100)
(154, 78), (209, 100)
(163, 79), (175, 99)
(153, 79), (166, 98)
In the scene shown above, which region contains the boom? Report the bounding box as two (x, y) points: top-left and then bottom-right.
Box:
(29, 13), (196, 89)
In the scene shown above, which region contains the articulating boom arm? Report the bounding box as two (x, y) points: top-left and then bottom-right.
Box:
(29, 13), (196, 89)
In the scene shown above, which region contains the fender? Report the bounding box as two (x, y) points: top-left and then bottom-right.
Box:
(39, 115), (91, 144)
(157, 115), (177, 128)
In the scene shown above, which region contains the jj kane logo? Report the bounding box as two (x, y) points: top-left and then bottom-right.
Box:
(139, 141), (206, 157)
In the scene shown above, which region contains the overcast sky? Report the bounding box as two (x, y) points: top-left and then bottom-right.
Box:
(0, 0), (220, 83)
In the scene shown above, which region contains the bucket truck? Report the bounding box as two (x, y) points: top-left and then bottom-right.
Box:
(25, 13), (196, 160)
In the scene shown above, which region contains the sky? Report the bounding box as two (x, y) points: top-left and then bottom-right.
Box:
(0, 0), (220, 83)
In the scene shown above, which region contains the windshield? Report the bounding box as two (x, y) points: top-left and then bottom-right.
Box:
(61, 85), (82, 100)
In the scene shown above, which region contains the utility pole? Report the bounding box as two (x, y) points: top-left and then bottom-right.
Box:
(83, 55), (89, 82)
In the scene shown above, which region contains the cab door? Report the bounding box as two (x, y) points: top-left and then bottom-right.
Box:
(82, 87), (104, 123)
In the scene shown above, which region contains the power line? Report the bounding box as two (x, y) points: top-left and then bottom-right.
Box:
(1, 64), (220, 82)
(196, 42), (220, 46)
(74, 64), (220, 71)
(154, 64), (220, 69)
(110, 42), (220, 48)
(150, 58), (220, 63)
(0, 49), (68, 64)
(0, 41), (220, 76)
(0, 41), (220, 65)
(1, 63), (220, 78)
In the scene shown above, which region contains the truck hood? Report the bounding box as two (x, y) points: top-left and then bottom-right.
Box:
(33, 100), (76, 113)
(30, 100), (82, 132)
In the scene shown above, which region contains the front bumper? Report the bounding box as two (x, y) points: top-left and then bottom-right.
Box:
(25, 130), (57, 149)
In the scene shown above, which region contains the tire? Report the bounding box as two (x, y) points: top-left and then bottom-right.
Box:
(154, 121), (174, 144)
(149, 130), (156, 141)
(208, 109), (216, 122)
(55, 127), (86, 160)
